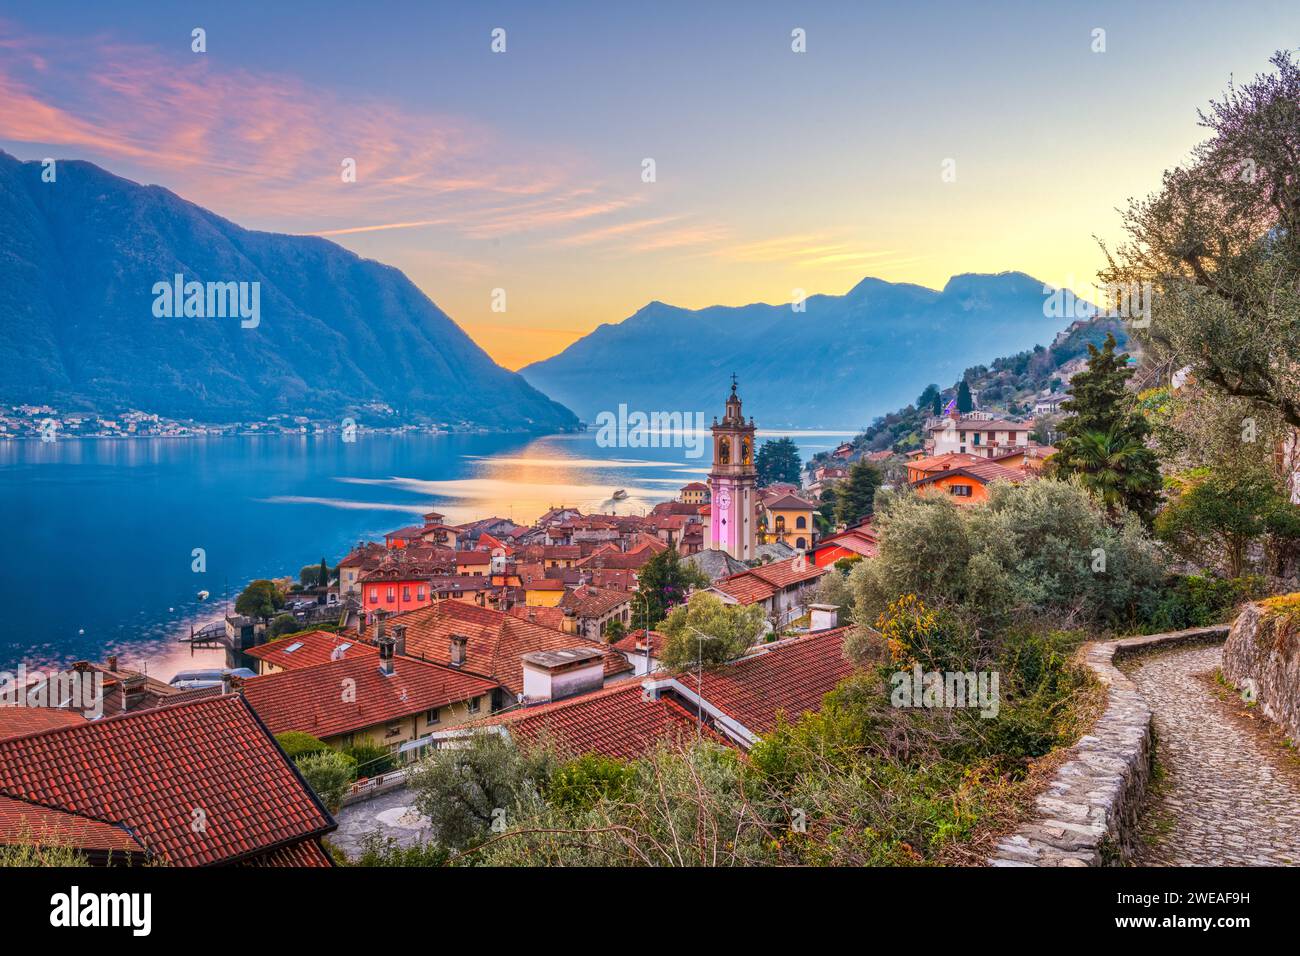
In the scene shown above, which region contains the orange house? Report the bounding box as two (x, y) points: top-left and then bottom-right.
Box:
(911, 461), (1026, 505)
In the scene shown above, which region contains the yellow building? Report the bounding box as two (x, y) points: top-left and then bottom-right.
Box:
(523, 578), (567, 607)
(679, 482), (709, 505)
(758, 491), (817, 551)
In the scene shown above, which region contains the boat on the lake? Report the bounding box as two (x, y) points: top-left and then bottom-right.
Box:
(611, 489), (628, 500)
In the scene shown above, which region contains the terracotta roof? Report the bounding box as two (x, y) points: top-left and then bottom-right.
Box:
(713, 556), (826, 605)
(926, 416), (1031, 433)
(523, 577), (567, 591)
(762, 492), (816, 510)
(0, 695), (334, 866)
(390, 601), (632, 696)
(579, 549), (655, 571)
(908, 452), (983, 473)
(672, 628), (854, 738)
(712, 573), (778, 605)
(610, 629), (667, 657)
(589, 568), (637, 592)
(240, 655), (498, 739)
(912, 461), (1027, 488)
(680, 482), (709, 492)
(0, 706), (88, 741)
(499, 682), (702, 760)
(559, 585), (631, 619)
(541, 545), (582, 560)
(243, 630), (377, 671)
(814, 526), (879, 559)
(507, 605), (566, 630)
(0, 793), (144, 859)
(337, 542), (387, 569)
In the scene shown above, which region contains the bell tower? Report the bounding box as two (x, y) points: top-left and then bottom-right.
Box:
(707, 376), (757, 561)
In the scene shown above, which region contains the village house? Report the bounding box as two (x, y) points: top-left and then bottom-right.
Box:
(457, 626), (855, 760)
(679, 481), (709, 504)
(758, 488), (817, 551)
(242, 629), (377, 676)
(384, 511), (461, 549)
(385, 600), (634, 711)
(610, 628), (666, 676)
(706, 554), (827, 628)
(924, 412), (1034, 459)
(359, 554), (453, 617)
(0, 695), (335, 866)
(239, 626), (499, 762)
(557, 584), (632, 640)
(337, 541), (388, 596)
(911, 459), (1027, 504)
(811, 522), (880, 567)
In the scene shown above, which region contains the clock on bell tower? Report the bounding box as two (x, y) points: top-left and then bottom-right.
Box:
(706, 376), (757, 561)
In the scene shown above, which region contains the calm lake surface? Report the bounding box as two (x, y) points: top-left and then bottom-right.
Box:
(0, 428), (852, 677)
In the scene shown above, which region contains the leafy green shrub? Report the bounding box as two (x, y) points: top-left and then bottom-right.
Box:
(545, 754), (635, 812)
(854, 478), (1165, 629)
(275, 730), (330, 761)
(295, 750), (357, 813)
(1147, 574), (1268, 630)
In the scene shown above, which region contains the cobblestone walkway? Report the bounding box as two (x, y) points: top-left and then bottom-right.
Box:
(1131, 643), (1300, 866)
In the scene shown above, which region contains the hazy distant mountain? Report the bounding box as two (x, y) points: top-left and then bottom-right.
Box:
(0, 152), (576, 430)
(521, 273), (1067, 428)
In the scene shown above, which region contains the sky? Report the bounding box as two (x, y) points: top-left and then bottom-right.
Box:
(2, 1), (1296, 369)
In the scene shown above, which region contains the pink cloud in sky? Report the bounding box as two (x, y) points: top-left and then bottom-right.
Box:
(0, 23), (655, 245)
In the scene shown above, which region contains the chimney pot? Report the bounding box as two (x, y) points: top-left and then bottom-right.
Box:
(106, 655), (119, 673)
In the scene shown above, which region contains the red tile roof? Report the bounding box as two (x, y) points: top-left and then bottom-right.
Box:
(506, 604), (566, 630)
(0, 793), (145, 860)
(388, 601), (633, 696)
(499, 682), (703, 760)
(240, 655), (498, 739)
(0, 706), (88, 741)
(559, 584), (631, 619)
(671, 628), (853, 739)
(0, 695), (334, 866)
(610, 629), (667, 657)
(912, 461), (1026, 488)
(244, 630), (378, 671)
(713, 556), (826, 605)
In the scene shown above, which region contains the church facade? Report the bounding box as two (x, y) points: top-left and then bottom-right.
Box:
(703, 380), (758, 561)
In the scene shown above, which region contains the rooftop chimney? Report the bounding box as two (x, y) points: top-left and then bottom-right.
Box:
(450, 634), (467, 667)
(377, 631), (396, 676)
(809, 603), (840, 632)
(391, 623), (407, 658)
(560, 606), (578, 636)
(520, 647), (605, 704)
(106, 655), (119, 673)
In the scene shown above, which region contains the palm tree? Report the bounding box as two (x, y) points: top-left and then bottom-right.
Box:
(1062, 427), (1153, 515)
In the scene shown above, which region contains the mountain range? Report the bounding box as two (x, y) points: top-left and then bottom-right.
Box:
(0, 151), (576, 430)
(522, 272), (1069, 428)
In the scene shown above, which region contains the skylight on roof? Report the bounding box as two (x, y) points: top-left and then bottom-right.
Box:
(284, 642), (304, 653)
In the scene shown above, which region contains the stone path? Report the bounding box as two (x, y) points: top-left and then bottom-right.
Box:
(1130, 643), (1300, 866)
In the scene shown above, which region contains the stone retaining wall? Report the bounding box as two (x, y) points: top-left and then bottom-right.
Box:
(1222, 599), (1300, 744)
(988, 625), (1228, 867)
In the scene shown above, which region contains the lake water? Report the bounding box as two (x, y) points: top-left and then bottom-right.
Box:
(0, 428), (852, 677)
